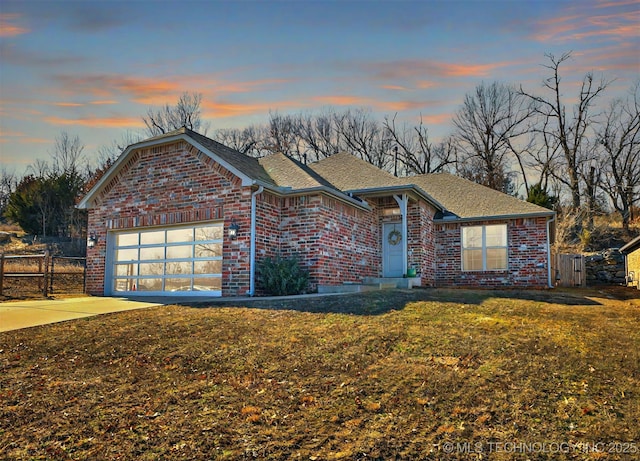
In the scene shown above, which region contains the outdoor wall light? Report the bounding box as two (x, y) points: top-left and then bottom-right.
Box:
(228, 220), (239, 240)
(87, 232), (98, 248)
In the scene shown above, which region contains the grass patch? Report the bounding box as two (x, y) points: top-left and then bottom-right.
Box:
(1, 288), (639, 460)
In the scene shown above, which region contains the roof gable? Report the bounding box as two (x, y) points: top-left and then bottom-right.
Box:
(79, 127), (273, 209)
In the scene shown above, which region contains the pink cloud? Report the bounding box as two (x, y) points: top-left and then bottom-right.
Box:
(312, 95), (372, 106)
(51, 73), (292, 109)
(53, 102), (84, 107)
(44, 115), (144, 128)
(52, 74), (183, 103)
(359, 59), (513, 81)
(0, 129), (25, 137)
(90, 100), (118, 105)
(0, 14), (29, 37)
(532, 4), (640, 42)
(380, 85), (410, 91)
(419, 113), (454, 126)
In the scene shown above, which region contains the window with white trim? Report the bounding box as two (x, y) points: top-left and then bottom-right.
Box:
(462, 224), (507, 271)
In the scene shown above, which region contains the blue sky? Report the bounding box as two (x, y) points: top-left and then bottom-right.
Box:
(1, 0), (638, 176)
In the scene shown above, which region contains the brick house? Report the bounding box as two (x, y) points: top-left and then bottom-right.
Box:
(78, 127), (556, 297)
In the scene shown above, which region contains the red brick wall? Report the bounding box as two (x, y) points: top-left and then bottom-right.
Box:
(408, 200), (436, 286)
(434, 217), (550, 288)
(85, 141), (253, 296)
(277, 195), (380, 291)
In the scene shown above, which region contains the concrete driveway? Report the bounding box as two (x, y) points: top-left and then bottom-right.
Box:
(0, 297), (163, 332)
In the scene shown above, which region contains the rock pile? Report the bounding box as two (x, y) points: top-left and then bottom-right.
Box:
(0, 231), (15, 244)
(586, 248), (625, 285)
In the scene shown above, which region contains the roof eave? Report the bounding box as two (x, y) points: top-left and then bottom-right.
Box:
(254, 181), (371, 211)
(346, 184), (446, 212)
(434, 210), (556, 223)
(620, 235), (640, 253)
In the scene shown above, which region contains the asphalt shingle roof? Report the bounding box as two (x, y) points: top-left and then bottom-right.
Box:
(258, 153), (339, 190)
(84, 129), (553, 220)
(400, 173), (553, 219)
(309, 152), (402, 190)
(182, 128), (276, 186)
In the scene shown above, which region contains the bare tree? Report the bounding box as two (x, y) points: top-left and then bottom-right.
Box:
(598, 83), (640, 231)
(453, 81), (534, 194)
(337, 109), (391, 170)
(520, 52), (609, 211)
(262, 112), (304, 159)
(384, 113), (456, 175)
(0, 168), (16, 220)
(212, 126), (262, 156)
(51, 131), (85, 176)
(143, 92), (210, 136)
(298, 110), (342, 162)
(28, 158), (51, 179)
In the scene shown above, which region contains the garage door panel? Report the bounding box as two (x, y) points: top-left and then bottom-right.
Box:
(194, 260), (221, 274)
(139, 262), (163, 276)
(195, 242), (222, 257)
(196, 225), (222, 240)
(116, 233), (139, 246)
(140, 247), (164, 260)
(194, 277), (222, 290)
(165, 261), (192, 275)
(138, 279), (161, 291)
(167, 245), (192, 259)
(115, 263), (137, 276)
(116, 248), (138, 260)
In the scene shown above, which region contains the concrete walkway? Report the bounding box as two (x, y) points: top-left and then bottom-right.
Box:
(0, 297), (163, 332)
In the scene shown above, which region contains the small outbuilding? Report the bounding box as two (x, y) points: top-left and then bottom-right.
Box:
(620, 235), (640, 289)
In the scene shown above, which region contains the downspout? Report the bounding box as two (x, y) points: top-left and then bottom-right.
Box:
(547, 214), (556, 288)
(248, 185), (264, 296)
(393, 194), (409, 275)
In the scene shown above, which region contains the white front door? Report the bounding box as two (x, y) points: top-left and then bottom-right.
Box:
(383, 222), (404, 277)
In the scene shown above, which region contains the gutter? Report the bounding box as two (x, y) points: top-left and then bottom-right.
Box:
(253, 180), (371, 211)
(546, 214), (556, 288)
(248, 185), (264, 296)
(248, 186), (264, 296)
(433, 211), (555, 223)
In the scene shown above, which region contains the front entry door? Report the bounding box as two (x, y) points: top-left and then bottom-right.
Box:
(383, 222), (404, 277)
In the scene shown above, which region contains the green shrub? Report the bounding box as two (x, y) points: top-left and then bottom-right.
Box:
(258, 256), (309, 296)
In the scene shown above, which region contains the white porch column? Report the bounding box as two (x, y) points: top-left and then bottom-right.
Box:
(393, 193), (408, 276)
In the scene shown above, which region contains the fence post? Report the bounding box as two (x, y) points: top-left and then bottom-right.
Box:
(83, 257), (87, 294)
(50, 254), (55, 295)
(43, 250), (49, 297)
(0, 254), (4, 296)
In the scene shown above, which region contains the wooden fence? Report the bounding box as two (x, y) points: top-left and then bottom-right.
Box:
(0, 252), (86, 297)
(553, 253), (586, 288)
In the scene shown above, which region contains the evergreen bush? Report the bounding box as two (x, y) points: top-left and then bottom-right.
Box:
(258, 256), (309, 296)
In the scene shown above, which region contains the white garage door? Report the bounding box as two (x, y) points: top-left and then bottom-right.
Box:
(107, 222), (223, 296)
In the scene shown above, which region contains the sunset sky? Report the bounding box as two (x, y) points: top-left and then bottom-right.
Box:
(1, 0), (638, 176)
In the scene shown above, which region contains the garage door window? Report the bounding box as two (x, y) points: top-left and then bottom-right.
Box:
(111, 223), (223, 295)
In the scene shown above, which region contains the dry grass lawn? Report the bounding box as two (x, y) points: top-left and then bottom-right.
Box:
(1, 288), (639, 460)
